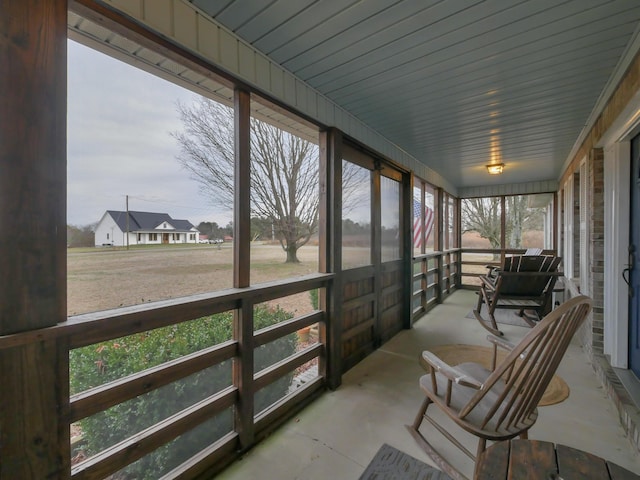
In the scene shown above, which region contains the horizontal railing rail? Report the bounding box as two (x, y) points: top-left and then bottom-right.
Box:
(69, 340), (238, 423)
(72, 387), (239, 479)
(253, 311), (324, 347)
(253, 343), (324, 392)
(0, 273), (333, 351)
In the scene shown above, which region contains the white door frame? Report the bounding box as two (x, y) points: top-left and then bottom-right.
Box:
(598, 90), (640, 368)
(603, 143), (630, 367)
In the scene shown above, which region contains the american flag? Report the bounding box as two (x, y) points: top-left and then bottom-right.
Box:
(413, 198), (434, 249)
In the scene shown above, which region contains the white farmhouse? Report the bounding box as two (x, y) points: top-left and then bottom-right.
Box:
(94, 210), (199, 247)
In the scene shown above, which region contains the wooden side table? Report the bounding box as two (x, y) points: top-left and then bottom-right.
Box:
(475, 439), (639, 479)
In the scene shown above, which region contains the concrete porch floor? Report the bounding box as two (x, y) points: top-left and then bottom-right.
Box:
(218, 290), (640, 479)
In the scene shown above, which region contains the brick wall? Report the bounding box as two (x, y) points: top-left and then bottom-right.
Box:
(574, 148), (604, 358)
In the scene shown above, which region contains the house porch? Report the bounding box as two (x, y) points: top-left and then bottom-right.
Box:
(219, 290), (640, 479)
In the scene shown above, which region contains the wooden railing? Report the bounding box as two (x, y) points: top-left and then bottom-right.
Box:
(0, 273), (332, 479)
(411, 249), (461, 322)
(410, 248), (559, 321)
(0, 248), (468, 478)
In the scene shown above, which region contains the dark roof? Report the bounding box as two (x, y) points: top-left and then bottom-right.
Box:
(171, 219), (197, 231)
(106, 211), (197, 232)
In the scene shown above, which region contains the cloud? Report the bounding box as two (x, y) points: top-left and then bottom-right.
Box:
(67, 40), (231, 227)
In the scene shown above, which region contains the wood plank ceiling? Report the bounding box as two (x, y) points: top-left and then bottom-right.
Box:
(189, 0), (640, 189)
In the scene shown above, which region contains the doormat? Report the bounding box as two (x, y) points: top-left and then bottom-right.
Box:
(359, 443), (452, 480)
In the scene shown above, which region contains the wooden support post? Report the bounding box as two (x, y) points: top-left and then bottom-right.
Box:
(454, 196), (462, 289)
(552, 191), (559, 254)
(436, 188), (444, 303)
(418, 181), (427, 312)
(232, 88), (254, 449)
(372, 163), (382, 348)
(234, 89), (251, 289)
(0, 1), (68, 478)
(402, 172), (413, 329)
(233, 302), (254, 450)
(319, 129), (343, 390)
(500, 196), (506, 264)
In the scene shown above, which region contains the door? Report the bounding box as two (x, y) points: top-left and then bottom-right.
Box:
(629, 135), (640, 377)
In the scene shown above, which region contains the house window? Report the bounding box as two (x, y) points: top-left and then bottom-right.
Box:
(150, 233), (158, 241)
(189, 234), (195, 241)
(137, 233), (142, 242)
(106, 233), (110, 240)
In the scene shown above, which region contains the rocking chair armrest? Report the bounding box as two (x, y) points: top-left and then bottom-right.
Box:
(486, 335), (516, 352)
(479, 275), (498, 291)
(486, 335), (527, 371)
(421, 351), (482, 389)
(484, 265), (499, 275)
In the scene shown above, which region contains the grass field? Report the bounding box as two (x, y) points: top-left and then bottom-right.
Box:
(67, 243), (319, 316)
(67, 242), (501, 316)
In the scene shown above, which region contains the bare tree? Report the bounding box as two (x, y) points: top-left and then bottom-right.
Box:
(174, 98), (360, 263)
(67, 223), (96, 247)
(251, 119), (318, 262)
(173, 100), (236, 207)
(462, 197), (502, 249)
(505, 195), (527, 248)
(462, 196), (545, 255)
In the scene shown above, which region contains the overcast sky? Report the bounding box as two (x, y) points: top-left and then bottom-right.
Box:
(66, 40), (382, 229)
(67, 40), (231, 228)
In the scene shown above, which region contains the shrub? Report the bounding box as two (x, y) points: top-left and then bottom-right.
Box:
(70, 305), (296, 479)
(309, 288), (319, 310)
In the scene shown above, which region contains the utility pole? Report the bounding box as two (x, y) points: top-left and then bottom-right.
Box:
(126, 194), (130, 250)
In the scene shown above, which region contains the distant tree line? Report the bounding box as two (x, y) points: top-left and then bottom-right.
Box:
(196, 221), (233, 240)
(342, 218), (370, 236)
(67, 224), (95, 247)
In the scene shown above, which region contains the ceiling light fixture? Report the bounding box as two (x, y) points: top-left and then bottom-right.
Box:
(486, 163), (505, 175)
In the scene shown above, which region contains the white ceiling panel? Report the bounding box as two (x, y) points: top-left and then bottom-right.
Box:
(188, 0), (640, 189)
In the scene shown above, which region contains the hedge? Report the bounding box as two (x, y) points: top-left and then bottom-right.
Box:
(70, 305), (296, 479)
